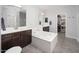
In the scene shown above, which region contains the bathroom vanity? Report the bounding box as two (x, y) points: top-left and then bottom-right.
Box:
(1, 27), (32, 52)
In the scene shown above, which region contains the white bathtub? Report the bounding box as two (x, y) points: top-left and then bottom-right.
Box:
(32, 31), (58, 53)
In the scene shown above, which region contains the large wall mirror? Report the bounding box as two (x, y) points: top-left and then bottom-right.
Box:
(19, 9), (26, 27)
(1, 5), (26, 30)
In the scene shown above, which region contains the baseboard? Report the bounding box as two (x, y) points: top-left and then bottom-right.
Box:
(66, 35), (79, 42)
(66, 35), (77, 39)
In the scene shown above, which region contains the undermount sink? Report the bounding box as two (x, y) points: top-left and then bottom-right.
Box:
(1, 28), (15, 35)
(1, 27), (15, 32)
(1, 26), (32, 35)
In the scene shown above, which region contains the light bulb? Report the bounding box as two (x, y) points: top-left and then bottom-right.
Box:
(41, 12), (44, 15)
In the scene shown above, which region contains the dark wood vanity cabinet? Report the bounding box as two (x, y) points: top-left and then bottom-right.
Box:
(1, 30), (32, 51)
(20, 30), (32, 47)
(43, 26), (49, 32)
(2, 32), (20, 50)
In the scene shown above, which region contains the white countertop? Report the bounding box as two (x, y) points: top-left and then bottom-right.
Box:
(32, 30), (57, 42)
(1, 24), (50, 35)
(1, 25), (57, 42)
(1, 26), (32, 35)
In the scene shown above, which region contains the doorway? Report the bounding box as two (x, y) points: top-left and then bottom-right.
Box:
(57, 15), (66, 34)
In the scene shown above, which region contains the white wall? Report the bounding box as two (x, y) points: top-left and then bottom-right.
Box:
(76, 6), (79, 42)
(0, 6), (1, 52)
(45, 12), (57, 33)
(38, 11), (45, 25)
(22, 6), (39, 27)
(76, 15), (79, 41)
(45, 6), (67, 33)
(44, 6), (78, 40)
(65, 6), (77, 39)
(22, 5), (78, 41)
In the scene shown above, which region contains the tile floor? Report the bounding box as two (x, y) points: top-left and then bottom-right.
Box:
(22, 32), (79, 53)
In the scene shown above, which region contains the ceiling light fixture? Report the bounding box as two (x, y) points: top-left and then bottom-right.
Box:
(14, 5), (22, 7)
(41, 12), (44, 15)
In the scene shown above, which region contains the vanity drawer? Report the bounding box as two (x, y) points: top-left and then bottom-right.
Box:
(2, 32), (20, 39)
(2, 34), (13, 39)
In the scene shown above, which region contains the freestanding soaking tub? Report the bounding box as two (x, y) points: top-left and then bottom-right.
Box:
(32, 30), (58, 53)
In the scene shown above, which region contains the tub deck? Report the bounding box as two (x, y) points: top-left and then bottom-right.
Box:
(32, 31), (57, 53)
